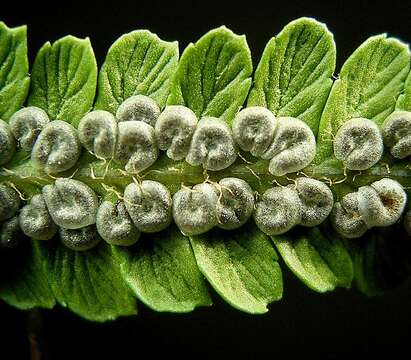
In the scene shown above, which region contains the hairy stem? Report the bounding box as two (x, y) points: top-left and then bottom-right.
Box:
(1, 151), (410, 199)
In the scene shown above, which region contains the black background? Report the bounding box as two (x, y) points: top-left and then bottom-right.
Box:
(2, 0), (411, 358)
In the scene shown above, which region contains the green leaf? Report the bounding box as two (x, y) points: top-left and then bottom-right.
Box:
(113, 226), (211, 313)
(0, 241), (55, 310)
(27, 35), (97, 126)
(95, 30), (179, 113)
(248, 17), (336, 134)
(272, 226), (353, 292)
(40, 241), (137, 322)
(190, 223), (282, 314)
(315, 34), (410, 165)
(168, 26), (252, 124)
(349, 226), (411, 296)
(0, 22), (30, 120)
(396, 67), (411, 111)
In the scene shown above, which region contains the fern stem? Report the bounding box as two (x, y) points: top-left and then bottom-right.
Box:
(27, 309), (45, 360)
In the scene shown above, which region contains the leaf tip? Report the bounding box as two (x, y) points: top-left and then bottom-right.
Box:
(0, 21), (27, 36)
(285, 17), (334, 40)
(208, 25), (245, 40)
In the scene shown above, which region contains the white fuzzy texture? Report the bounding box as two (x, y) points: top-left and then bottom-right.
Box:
(0, 119), (16, 166)
(116, 95), (160, 127)
(114, 121), (158, 173)
(186, 117), (237, 171)
(9, 106), (49, 151)
(155, 105), (198, 160)
(331, 192), (367, 239)
(78, 110), (118, 159)
(59, 225), (101, 251)
(358, 178), (407, 228)
(172, 182), (219, 236)
(232, 106), (277, 157)
(333, 117), (383, 170)
(262, 117), (316, 176)
(31, 120), (81, 174)
(216, 177), (255, 230)
(382, 110), (411, 159)
(42, 179), (98, 230)
(96, 201), (140, 246)
(19, 194), (57, 240)
(254, 186), (302, 235)
(0, 184), (20, 221)
(294, 177), (334, 227)
(124, 180), (172, 233)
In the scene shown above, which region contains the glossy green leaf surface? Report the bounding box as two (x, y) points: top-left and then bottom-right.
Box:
(0, 22), (30, 120)
(95, 30), (178, 113)
(190, 223), (282, 314)
(114, 226), (211, 313)
(396, 69), (411, 111)
(315, 34), (410, 165)
(168, 26), (252, 124)
(27, 35), (97, 126)
(272, 227), (353, 292)
(41, 242), (137, 322)
(248, 17), (336, 134)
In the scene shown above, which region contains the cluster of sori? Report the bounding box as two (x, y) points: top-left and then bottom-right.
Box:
(0, 175), (332, 250)
(1, 97), (411, 251)
(0, 96), (320, 176)
(331, 178), (407, 238)
(254, 177), (333, 234)
(331, 112), (411, 238)
(1, 172), (407, 251)
(0, 178), (99, 250)
(0, 176), (172, 250)
(232, 107), (316, 175)
(333, 112), (411, 170)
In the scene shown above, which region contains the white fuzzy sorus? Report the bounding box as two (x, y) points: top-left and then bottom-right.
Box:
(114, 121), (159, 173)
(232, 106), (278, 157)
(96, 200), (140, 246)
(9, 106), (49, 151)
(382, 110), (411, 159)
(59, 225), (101, 251)
(172, 182), (219, 236)
(216, 177), (255, 230)
(0, 119), (16, 166)
(116, 95), (161, 127)
(42, 178), (98, 230)
(333, 118), (383, 171)
(78, 110), (118, 159)
(124, 180), (172, 233)
(186, 117), (237, 171)
(294, 177), (334, 227)
(31, 120), (81, 174)
(19, 194), (57, 240)
(0, 184), (20, 221)
(254, 186), (302, 235)
(262, 117), (316, 176)
(331, 192), (368, 239)
(357, 178), (407, 228)
(155, 105), (198, 160)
